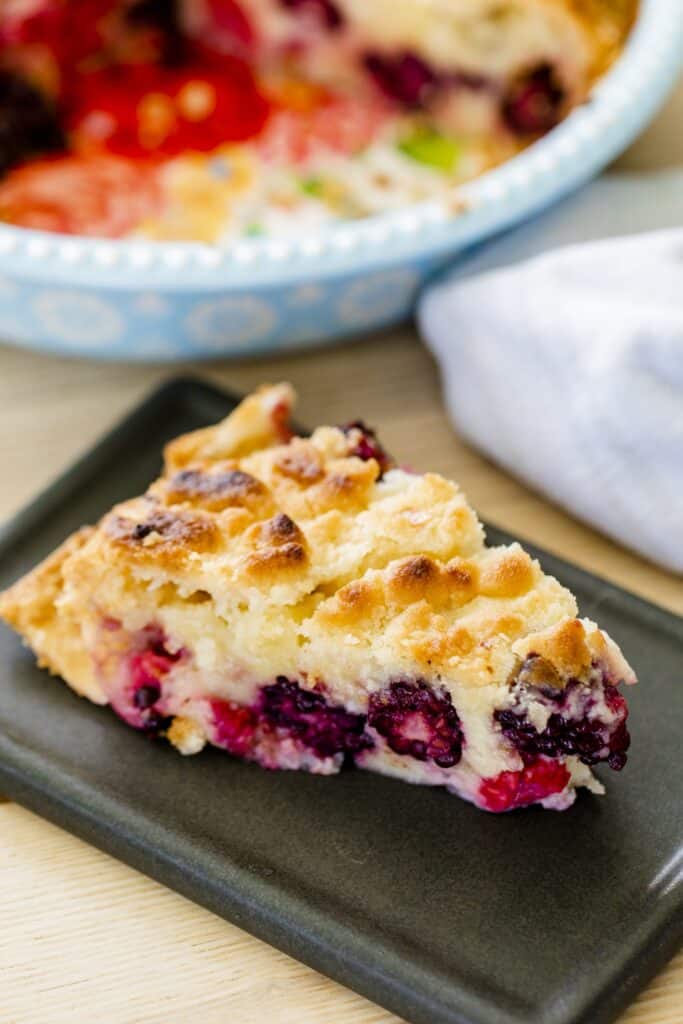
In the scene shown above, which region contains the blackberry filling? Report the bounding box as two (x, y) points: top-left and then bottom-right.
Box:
(342, 420), (393, 476)
(495, 658), (630, 771)
(368, 680), (463, 768)
(363, 51), (439, 107)
(259, 677), (371, 759)
(212, 679), (370, 762)
(119, 628), (183, 731)
(133, 682), (162, 709)
(0, 70), (65, 177)
(280, 0), (344, 31)
(502, 63), (565, 135)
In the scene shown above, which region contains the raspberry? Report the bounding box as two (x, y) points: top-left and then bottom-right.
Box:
(479, 757), (571, 812)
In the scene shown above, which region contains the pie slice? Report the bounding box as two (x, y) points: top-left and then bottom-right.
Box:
(0, 384), (636, 812)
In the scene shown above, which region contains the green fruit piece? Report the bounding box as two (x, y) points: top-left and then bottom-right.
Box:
(398, 129), (461, 172)
(300, 176), (325, 197)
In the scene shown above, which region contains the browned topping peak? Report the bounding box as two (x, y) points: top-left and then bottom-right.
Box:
(164, 383), (295, 471)
(518, 619), (593, 686)
(263, 512), (302, 544)
(389, 555), (443, 603)
(337, 580), (373, 609)
(400, 555), (437, 581)
(275, 446), (324, 483)
(165, 466), (267, 511)
(244, 542), (308, 575)
(478, 549), (535, 599)
(316, 460), (378, 509)
(445, 562), (476, 590)
(242, 512), (308, 576)
(107, 508), (216, 552)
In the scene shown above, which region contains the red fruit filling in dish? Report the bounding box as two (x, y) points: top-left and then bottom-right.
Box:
(0, 0), (580, 238)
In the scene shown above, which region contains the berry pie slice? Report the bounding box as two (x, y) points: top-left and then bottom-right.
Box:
(0, 385), (636, 812)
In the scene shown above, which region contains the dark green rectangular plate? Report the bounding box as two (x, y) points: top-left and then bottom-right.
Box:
(0, 378), (681, 1024)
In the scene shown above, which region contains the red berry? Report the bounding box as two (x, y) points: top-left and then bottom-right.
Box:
(212, 699), (258, 757)
(479, 757), (570, 812)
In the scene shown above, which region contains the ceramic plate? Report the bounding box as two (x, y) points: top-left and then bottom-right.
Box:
(0, 379), (681, 1024)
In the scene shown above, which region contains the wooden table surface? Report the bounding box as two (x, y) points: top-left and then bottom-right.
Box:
(1, 76), (682, 1024)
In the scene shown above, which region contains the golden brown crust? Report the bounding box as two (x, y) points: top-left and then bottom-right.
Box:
(513, 617), (592, 680)
(164, 382), (294, 470)
(0, 528), (93, 635)
(107, 505), (218, 549)
(243, 512), (309, 577)
(0, 528), (106, 703)
(164, 466), (270, 513)
(566, 0), (638, 73)
(274, 442), (325, 484)
(0, 384), (634, 709)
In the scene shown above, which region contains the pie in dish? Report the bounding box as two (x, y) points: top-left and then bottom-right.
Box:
(0, 385), (636, 812)
(0, 0), (637, 240)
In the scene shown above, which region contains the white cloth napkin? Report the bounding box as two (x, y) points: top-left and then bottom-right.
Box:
(419, 172), (683, 572)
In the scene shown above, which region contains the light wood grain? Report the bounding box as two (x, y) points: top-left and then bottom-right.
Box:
(1, 803), (682, 1024)
(0, 74), (681, 1024)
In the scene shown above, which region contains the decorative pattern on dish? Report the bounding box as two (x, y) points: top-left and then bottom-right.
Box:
(0, 384), (637, 812)
(0, 0), (636, 241)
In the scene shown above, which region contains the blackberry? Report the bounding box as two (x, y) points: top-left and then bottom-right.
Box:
(495, 676), (630, 770)
(363, 51), (439, 108)
(342, 420), (393, 476)
(259, 677), (371, 759)
(502, 64), (565, 135)
(368, 680), (463, 768)
(133, 683), (161, 710)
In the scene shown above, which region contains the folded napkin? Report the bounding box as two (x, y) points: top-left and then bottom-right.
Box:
(419, 172), (683, 572)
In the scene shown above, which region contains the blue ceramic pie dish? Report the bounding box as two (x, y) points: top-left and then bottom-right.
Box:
(0, 0), (681, 362)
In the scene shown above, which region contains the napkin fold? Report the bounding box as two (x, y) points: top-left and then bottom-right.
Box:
(419, 172), (683, 572)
